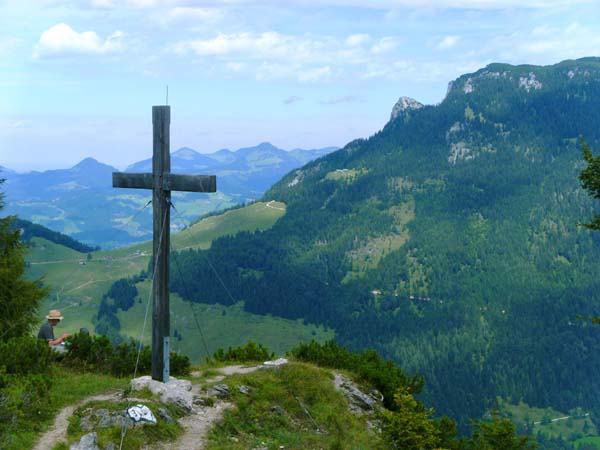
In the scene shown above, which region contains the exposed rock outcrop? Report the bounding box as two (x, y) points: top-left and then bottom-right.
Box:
(333, 373), (383, 417)
(390, 96), (424, 121)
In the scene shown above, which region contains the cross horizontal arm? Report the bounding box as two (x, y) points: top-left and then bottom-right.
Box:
(113, 172), (216, 193)
(113, 172), (153, 190)
(164, 174), (216, 193)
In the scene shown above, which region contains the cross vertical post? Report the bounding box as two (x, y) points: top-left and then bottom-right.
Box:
(112, 106), (217, 384)
(152, 105), (171, 382)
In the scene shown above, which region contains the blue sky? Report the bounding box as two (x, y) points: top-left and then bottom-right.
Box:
(1, 0), (599, 171)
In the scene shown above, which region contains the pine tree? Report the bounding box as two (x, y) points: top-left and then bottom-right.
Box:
(0, 178), (49, 340)
(578, 138), (600, 230)
(467, 415), (538, 450)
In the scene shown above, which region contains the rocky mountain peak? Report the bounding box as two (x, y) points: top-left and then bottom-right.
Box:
(390, 96), (424, 121)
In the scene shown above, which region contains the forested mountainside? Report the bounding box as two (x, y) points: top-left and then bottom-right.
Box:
(170, 58), (600, 428)
(12, 218), (98, 253)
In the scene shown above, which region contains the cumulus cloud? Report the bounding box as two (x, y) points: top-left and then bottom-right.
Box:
(438, 35), (459, 49)
(346, 33), (371, 46)
(33, 23), (124, 58)
(171, 31), (332, 63)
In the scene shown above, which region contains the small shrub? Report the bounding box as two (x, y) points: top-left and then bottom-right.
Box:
(289, 340), (423, 411)
(63, 332), (113, 372)
(0, 336), (54, 376)
(170, 352), (191, 376)
(63, 332), (190, 377)
(212, 340), (273, 363)
(0, 338), (55, 448)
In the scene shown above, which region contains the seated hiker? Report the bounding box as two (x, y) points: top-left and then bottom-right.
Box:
(38, 309), (70, 350)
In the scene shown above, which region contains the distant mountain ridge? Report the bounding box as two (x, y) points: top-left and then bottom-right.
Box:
(1, 143), (337, 248)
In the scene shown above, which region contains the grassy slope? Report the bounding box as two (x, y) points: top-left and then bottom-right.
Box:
(119, 281), (332, 363)
(204, 362), (376, 450)
(499, 400), (599, 447)
(26, 201), (333, 358)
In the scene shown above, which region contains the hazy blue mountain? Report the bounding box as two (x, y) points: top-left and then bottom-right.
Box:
(5, 158), (117, 202)
(1, 144), (336, 248)
(0, 166), (16, 178)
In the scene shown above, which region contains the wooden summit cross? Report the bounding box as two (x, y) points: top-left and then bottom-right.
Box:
(112, 106), (216, 382)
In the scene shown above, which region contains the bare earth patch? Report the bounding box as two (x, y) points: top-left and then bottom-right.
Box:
(31, 392), (122, 450)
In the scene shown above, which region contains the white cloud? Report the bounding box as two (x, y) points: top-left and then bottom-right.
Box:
(173, 32), (282, 57)
(438, 35), (459, 49)
(172, 32), (337, 64)
(346, 34), (371, 46)
(33, 23), (124, 58)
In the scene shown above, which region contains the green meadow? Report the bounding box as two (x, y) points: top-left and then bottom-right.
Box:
(26, 201), (333, 356)
(499, 399), (599, 447)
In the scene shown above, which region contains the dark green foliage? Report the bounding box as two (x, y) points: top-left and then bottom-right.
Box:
(378, 389), (537, 450)
(107, 278), (138, 311)
(94, 275), (144, 341)
(578, 139), (600, 229)
(170, 351), (191, 376)
(466, 415), (538, 450)
(62, 331), (190, 377)
(62, 332), (114, 371)
(0, 186), (49, 340)
(0, 337), (54, 448)
(212, 339), (273, 363)
(109, 341), (152, 377)
(290, 340), (423, 410)
(0, 336), (55, 376)
(12, 218), (98, 253)
(378, 386), (442, 450)
(0, 181), (54, 448)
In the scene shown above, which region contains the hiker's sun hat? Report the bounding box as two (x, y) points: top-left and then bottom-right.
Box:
(46, 310), (64, 321)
